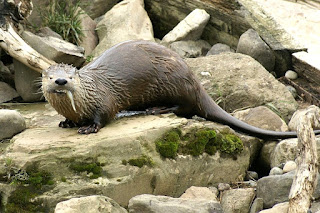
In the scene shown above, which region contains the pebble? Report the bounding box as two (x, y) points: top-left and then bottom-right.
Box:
(269, 167), (284, 176)
(283, 160), (297, 173)
(218, 183), (231, 191)
(245, 171), (259, 181)
(285, 70), (298, 80)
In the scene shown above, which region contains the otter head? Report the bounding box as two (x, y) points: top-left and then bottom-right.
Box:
(42, 64), (80, 112)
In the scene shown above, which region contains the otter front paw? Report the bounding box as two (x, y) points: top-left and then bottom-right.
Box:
(78, 123), (101, 134)
(59, 119), (77, 128)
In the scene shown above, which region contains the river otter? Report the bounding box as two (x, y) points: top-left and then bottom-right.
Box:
(42, 40), (319, 139)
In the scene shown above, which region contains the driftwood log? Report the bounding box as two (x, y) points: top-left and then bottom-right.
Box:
(0, 0), (55, 73)
(288, 112), (319, 213)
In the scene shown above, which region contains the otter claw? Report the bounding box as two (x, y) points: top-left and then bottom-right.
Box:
(78, 124), (101, 134)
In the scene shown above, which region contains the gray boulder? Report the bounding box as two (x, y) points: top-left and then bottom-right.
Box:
(22, 31), (85, 67)
(233, 106), (288, 132)
(92, 0), (154, 57)
(288, 105), (320, 131)
(0, 61), (14, 88)
(271, 137), (320, 168)
(80, 0), (118, 19)
(162, 8), (210, 43)
(206, 43), (235, 56)
(128, 194), (223, 213)
(180, 186), (218, 201)
(13, 59), (43, 102)
(77, 8), (98, 56)
(257, 172), (320, 208)
(257, 172), (294, 208)
(220, 188), (256, 213)
(237, 29), (275, 72)
(186, 53), (298, 122)
(37, 27), (63, 39)
(0, 82), (19, 103)
(258, 141), (277, 170)
(169, 40), (211, 58)
(0, 109), (26, 140)
(55, 195), (127, 213)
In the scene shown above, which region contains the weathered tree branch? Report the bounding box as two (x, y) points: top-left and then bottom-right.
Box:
(288, 112), (319, 213)
(0, 22), (55, 72)
(0, 0), (55, 73)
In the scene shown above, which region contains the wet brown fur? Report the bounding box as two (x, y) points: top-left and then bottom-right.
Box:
(42, 40), (318, 138)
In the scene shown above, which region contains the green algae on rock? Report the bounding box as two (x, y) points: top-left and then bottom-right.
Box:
(156, 128), (244, 158)
(5, 165), (55, 213)
(155, 129), (181, 158)
(123, 155), (155, 168)
(69, 161), (103, 179)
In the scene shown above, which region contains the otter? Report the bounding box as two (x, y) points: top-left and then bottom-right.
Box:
(42, 40), (319, 139)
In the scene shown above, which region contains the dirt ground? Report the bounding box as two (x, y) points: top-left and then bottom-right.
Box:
(253, 0), (320, 54)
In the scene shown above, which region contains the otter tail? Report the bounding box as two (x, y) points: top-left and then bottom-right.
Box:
(197, 90), (320, 139)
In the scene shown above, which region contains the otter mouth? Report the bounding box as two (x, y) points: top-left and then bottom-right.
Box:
(50, 89), (77, 112)
(53, 89), (68, 94)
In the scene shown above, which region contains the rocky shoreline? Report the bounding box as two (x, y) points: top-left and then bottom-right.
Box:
(1, 0), (320, 212)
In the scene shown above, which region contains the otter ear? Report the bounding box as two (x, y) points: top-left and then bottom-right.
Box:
(42, 68), (48, 76)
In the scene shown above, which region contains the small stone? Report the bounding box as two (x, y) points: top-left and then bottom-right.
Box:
(269, 167), (284, 176)
(162, 8), (210, 43)
(245, 171), (259, 181)
(0, 109), (26, 140)
(55, 195), (127, 213)
(286, 85), (297, 98)
(285, 70), (298, 80)
(206, 43), (234, 56)
(283, 160), (297, 173)
(221, 188), (256, 213)
(218, 183), (231, 191)
(180, 186), (218, 201)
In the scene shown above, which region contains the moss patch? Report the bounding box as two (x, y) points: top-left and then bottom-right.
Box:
(5, 165), (54, 213)
(156, 128), (244, 158)
(155, 129), (181, 158)
(182, 129), (216, 156)
(69, 161), (103, 179)
(123, 155), (154, 168)
(217, 133), (244, 154)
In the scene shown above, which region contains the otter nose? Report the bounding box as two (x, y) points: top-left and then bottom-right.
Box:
(55, 78), (68, 86)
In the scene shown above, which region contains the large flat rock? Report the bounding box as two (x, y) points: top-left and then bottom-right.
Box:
(0, 103), (254, 210)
